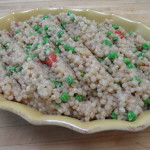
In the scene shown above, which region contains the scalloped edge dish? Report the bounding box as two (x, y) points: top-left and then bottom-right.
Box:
(0, 8), (150, 134)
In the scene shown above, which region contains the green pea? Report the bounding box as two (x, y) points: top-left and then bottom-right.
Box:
(5, 72), (12, 77)
(129, 31), (134, 36)
(64, 44), (70, 51)
(1, 46), (6, 50)
(127, 63), (136, 69)
(73, 35), (78, 41)
(55, 103), (61, 107)
(107, 31), (113, 37)
(112, 24), (119, 29)
(131, 76), (142, 84)
(137, 52), (146, 58)
(26, 44), (32, 49)
(144, 98), (150, 104)
(60, 93), (70, 102)
(66, 75), (75, 84)
(81, 72), (86, 77)
(57, 30), (64, 38)
(52, 80), (63, 88)
(43, 38), (50, 45)
(141, 43), (150, 50)
(43, 34), (50, 38)
(42, 15), (49, 20)
(67, 11), (72, 16)
(61, 20), (67, 26)
(55, 40), (61, 46)
(64, 44), (75, 53)
(2, 47), (6, 50)
(54, 48), (61, 54)
(15, 29), (21, 34)
(75, 94), (83, 101)
(16, 65), (23, 72)
(108, 52), (118, 60)
(98, 56), (107, 62)
(34, 43), (39, 50)
(123, 57), (131, 65)
(101, 40), (113, 47)
(44, 25), (49, 31)
(126, 111), (137, 121)
(10, 66), (17, 72)
(33, 25), (40, 31)
(112, 37), (118, 41)
(69, 47), (76, 53)
(38, 28), (43, 34)
(71, 16), (75, 22)
(111, 112), (118, 119)
(61, 21), (67, 29)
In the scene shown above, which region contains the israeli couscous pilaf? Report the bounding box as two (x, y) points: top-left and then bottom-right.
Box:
(0, 12), (150, 121)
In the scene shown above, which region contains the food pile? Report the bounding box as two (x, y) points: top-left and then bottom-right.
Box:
(0, 12), (149, 121)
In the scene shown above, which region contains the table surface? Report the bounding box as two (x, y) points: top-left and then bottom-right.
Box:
(0, 0), (150, 150)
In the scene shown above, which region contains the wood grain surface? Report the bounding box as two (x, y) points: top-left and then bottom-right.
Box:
(0, 0), (150, 150)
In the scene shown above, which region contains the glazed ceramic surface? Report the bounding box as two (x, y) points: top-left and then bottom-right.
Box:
(0, 8), (150, 134)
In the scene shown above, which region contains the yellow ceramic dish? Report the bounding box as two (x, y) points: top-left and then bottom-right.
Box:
(0, 8), (150, 134)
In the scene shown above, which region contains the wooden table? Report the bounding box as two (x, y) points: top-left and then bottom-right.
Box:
(0, 0), (150, 149)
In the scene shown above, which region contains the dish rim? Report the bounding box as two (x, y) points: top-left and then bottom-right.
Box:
(0, 8), (150, 134)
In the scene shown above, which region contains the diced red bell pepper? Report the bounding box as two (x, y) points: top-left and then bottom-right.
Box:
(45, 52), (57, 67)
(115, 30), (124, 39)
(37, 60), (42, 63)
(37, 60), (46, 64)
(141, 64), (149, 67)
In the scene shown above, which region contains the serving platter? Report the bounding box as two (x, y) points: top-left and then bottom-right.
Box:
(0, 8), (150, 134)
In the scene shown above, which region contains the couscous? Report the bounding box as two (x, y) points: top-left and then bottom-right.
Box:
(0, 12), (150, 121)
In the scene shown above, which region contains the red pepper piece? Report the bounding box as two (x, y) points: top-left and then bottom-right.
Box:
(115, 30), (124, 39)
(45, 52), (57, 67)
(141, 64), (149, 67)
(37, 60), (46, 64)
(37, 60), (42, 63)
